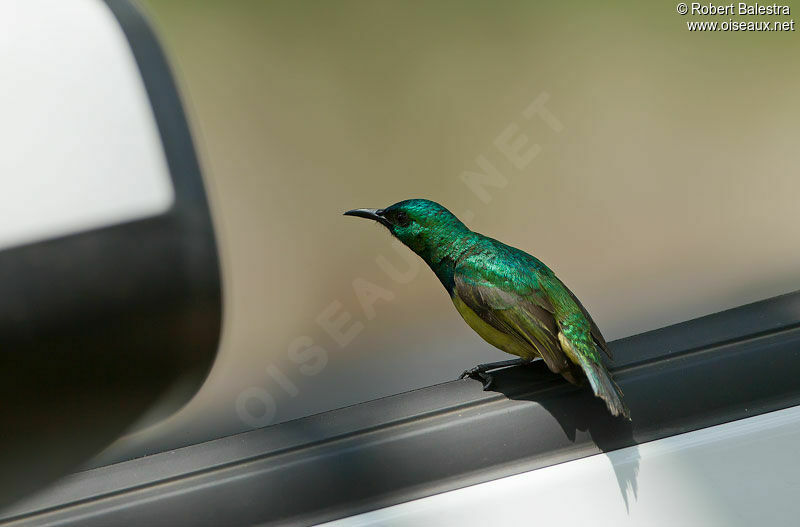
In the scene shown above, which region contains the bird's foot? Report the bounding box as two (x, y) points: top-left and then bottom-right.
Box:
(459, 368), (495, 390)
(459, 358), (539, 390)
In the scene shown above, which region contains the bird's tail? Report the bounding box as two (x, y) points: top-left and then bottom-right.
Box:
(576, 353), (631, 420)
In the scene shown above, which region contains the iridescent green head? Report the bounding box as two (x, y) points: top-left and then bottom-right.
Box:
(344, 199), (469, 256)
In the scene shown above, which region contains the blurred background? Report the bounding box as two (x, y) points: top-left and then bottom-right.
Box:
(95, 0), (800, 464)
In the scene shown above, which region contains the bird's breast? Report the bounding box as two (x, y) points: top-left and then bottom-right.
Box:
(451, 293), (538, 360)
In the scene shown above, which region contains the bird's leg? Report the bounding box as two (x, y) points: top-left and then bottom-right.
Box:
(460, 358), (534, 377)
(459, 358), (540, 390)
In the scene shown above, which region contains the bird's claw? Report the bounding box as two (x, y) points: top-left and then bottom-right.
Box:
(459, 366), (479, 379)
(460, 369), (494, 390)
(458, 358), (541, 390)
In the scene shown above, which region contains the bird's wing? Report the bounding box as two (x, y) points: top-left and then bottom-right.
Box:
(554, 277), (612, 359)
(453, 271), (572, 375)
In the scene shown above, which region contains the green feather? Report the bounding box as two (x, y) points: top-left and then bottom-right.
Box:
(356, 199), (630, 419)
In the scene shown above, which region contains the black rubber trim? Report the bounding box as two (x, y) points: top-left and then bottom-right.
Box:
(0, 0), (221, 508)
(2, 291), (800, 526)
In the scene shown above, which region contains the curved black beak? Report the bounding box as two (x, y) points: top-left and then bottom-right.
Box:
(343, 208), (391, 228)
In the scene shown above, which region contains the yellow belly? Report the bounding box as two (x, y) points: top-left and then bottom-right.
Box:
(451, 294), (540, 360)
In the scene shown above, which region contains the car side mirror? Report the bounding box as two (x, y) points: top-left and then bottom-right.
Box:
(0, 0), (222, 508)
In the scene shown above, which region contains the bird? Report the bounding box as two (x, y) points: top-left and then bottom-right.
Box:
(344, 199), (630, 419)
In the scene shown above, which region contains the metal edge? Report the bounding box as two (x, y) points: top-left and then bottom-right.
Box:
(2, 290), (800, 525)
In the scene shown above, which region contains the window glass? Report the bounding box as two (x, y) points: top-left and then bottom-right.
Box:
(96, 1), (800, 464)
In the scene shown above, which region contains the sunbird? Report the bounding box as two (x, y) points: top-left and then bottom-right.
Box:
(345, 199), (630, 419)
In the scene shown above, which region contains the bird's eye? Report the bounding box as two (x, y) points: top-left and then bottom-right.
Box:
(395, 211), (410, 227)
